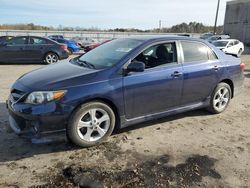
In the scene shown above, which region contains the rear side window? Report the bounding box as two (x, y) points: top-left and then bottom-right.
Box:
(30, 37), (47, 45)
(57, 39), (66, 43)
(181, 41), (217, 62)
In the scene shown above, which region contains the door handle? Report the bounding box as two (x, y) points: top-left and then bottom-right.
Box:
(171, 71), (182, 78)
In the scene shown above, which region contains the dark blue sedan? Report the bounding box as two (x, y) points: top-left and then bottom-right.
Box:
(7, 36), (245, 147)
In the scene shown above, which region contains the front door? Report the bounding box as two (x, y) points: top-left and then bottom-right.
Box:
(0, 36), (28, 62)
(123, 42), (183, 119)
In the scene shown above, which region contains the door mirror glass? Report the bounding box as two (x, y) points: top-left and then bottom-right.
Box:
(126, 61), (145, 73)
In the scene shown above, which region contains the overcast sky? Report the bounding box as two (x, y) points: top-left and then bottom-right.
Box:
(0, 0), (229, 29)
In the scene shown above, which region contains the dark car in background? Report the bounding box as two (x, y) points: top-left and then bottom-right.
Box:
(48, 35), (64, 40)
(200, 32), (214, 40)
(0, 36), (13, 44)
(0, 36), (69, 64)
(7, 36), (245, 147)
(207, 35), (230, 43)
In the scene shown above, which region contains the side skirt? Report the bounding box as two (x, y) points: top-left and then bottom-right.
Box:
(120, 99), (210, 129)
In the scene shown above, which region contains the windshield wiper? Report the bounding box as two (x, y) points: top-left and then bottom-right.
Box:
(77, 59), (96, 69)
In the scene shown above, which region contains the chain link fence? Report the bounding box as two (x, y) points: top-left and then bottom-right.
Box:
(0, 30), (200, 41)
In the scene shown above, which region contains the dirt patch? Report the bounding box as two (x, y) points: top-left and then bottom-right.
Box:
(33, 154), (220, 188)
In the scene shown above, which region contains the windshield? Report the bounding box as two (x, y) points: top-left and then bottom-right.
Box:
(78, 38), (143, 69)
(213, 41), (229, 47)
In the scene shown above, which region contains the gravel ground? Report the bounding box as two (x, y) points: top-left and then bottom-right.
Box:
(0, 54), (249, 187)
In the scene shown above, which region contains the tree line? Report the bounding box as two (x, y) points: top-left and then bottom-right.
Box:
(0, 22), (223, 33)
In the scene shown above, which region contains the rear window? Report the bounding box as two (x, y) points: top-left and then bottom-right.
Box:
(181, 41), (217, 62)
(57, 39), (66, 43)
(30, 37), (47, 45)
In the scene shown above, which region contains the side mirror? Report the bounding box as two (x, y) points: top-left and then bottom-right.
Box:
(124, 61), (145, 74)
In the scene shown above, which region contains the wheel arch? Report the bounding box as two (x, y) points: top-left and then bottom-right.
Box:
(219, 79), (234, 98)
(70, 97), (121, 130)
(43, 51), (59, 61)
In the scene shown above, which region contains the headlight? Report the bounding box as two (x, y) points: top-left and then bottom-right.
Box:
(25, 90), (66, 104)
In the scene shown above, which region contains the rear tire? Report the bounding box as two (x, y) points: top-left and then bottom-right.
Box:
(66, 102), (116, 147)
(207, 83), (232, 114)
(44, 52), (58, 64)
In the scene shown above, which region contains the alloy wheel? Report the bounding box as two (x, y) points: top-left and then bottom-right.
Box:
(77, 108), (110, 142)
(46, 53), (58, 64)
(213, 87), (230, 111)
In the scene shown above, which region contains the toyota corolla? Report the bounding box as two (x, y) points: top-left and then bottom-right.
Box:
(6, 36), (245, 147)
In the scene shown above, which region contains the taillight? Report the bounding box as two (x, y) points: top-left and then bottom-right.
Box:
(240, 63), (245, 71)
(60, 45), (68, 51)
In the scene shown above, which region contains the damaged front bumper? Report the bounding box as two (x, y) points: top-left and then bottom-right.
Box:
(6, 96), (69, 144)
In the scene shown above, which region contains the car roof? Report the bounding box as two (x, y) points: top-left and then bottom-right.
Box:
(124, 35), (203, 42)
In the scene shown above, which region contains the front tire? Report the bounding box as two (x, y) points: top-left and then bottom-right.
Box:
(207, 83), (232, 114)
(44, 52), (59, 64)
(67, 102), (116, 147)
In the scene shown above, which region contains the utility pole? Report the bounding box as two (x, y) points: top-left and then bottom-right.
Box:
(159, 20), (162, 32)
(214, 0), (221, 34)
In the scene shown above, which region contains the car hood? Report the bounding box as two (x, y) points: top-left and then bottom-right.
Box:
(16, 60), (101, 91)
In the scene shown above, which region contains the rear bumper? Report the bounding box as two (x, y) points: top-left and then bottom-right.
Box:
(58, 51), (69, 60)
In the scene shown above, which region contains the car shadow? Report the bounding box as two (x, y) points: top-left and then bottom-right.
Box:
(0, 102), (212, 163)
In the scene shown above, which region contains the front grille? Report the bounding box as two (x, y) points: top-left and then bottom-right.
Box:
(11, 89), (26, 102)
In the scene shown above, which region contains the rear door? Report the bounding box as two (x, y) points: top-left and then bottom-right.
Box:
(25, 37), (49, 61)
(123, 41), (183, 119)
(180, 41), (221, 105)
(0, 36), (28, 62)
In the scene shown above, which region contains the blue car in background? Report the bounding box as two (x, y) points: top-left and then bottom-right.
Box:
(51, 38), (81, 54)
(7, 36), (245, 147)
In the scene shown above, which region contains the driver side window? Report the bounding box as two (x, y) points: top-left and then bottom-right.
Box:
(133, 42), (177, 69)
